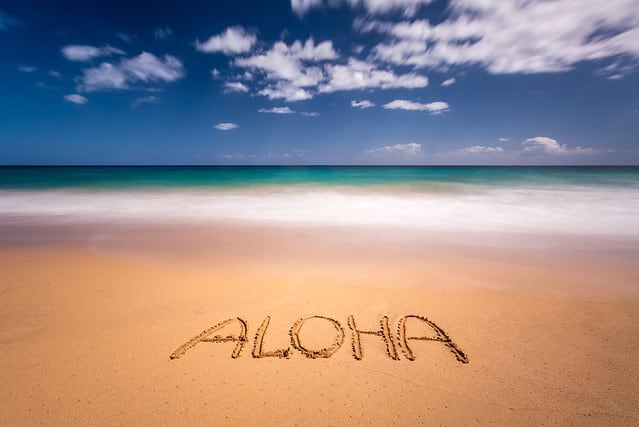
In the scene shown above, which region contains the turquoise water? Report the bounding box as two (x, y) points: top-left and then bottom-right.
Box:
(1, 166), (639, 189)
(1, 166), (638, 236)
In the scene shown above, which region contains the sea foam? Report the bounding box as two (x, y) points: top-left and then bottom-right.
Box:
(1, 185), (638, 237)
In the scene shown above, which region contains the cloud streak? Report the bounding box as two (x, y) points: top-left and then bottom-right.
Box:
(62, 45), (125, 62)
(457, 145), (504, 154)
(351, 99), (375, 108)
(131, 95), (159, 107)
(292, 0), (435, 17)
(224, 81), (249, 93)
(363, 0), (639, 77)
(75, 52), (185, 92)
(64, 94), (88, 104)
(215, 122), (239, 130)
(257, 106), (319, 116)
(258, 106), (295, 114)
(17, 65), (37, 73)
(441, 77), (455, 87)
(383, 99), (449, 114)
(319, 58), (428, 93)
(368, 142), (422, 154)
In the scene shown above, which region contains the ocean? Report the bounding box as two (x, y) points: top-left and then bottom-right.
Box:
(1, 166), (638, 237)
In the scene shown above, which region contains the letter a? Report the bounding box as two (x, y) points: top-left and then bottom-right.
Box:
(397, 315), (468, 363)
(169, 317), (248, 360)
(347, 315), (399, 360)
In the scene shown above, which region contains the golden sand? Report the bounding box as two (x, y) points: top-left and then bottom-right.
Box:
(1, 224), (638, 425)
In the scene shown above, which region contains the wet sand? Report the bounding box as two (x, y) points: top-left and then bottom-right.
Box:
(1, 223), (638, 425)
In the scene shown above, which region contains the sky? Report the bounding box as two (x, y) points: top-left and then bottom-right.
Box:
(1, 0), (639, 165)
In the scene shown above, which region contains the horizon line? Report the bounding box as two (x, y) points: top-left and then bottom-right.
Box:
(1, 164), (638, 168)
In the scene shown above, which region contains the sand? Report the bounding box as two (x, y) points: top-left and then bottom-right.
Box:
(1, 223), (639, 426)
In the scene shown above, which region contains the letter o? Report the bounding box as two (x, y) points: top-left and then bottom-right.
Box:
(289, 316), (345, 358)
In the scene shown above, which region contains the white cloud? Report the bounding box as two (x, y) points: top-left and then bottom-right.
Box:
(320, 58), (428, 92)
(233, 37), (428, 100)
(363, 0), (639, 77)
(235, 38), (338, 101)
(369, 38), (428, 66)
(131, 95), (159, 107)
(64, 94), (88, 104)
(522, 136), (593, 154)
(522, 136), (566, 153)
(77, 63), (128, 91)
(457, 145), (504, 154)
(383, 99), (449, 114)
(61, 45), (125, 62)
(258, 82), (314, 101)
(498, 137), (511, 142)
(352, 99), (375, 108)
(292, 0), (434, 17)
(368, 142), (422, 154)
(17, 65), (36, 73)
(257, 107), (318, 116)
(211, 68), (221, 78)
(215, 122), (239, 130)
(348, 0), (434, 16)
(76, 52), (185, 92)
(236, 38), (336, 85)
(124, 52), (183, 82)
(441, 77), (456, 86)
(196, 26), (257, 55)
(291, 0), (323, 16)
(48, 70), (61, 78)
(258, 106), (295, 114)
(153, 27), (173, 40)
(224, 81), (249, 93)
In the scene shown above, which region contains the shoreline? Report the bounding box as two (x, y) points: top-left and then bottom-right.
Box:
(2, 221), (638, 297)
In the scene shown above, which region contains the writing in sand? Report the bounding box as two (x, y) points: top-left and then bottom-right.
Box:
(170, 314), (468, 363)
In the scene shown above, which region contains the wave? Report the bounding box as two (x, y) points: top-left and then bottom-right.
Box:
(1, 185), (638, 237)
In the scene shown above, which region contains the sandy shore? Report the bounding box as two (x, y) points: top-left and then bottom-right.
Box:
(1, 223), (638, 425)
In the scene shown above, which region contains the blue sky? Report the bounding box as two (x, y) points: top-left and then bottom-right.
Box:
(1, 0), (638, 165)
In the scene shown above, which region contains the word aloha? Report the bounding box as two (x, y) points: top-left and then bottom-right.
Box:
(170, 314), (468, 363)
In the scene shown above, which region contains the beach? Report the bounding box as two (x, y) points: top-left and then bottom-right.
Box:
(5, 0), (639, 423)
(1, 167), (639, 425)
